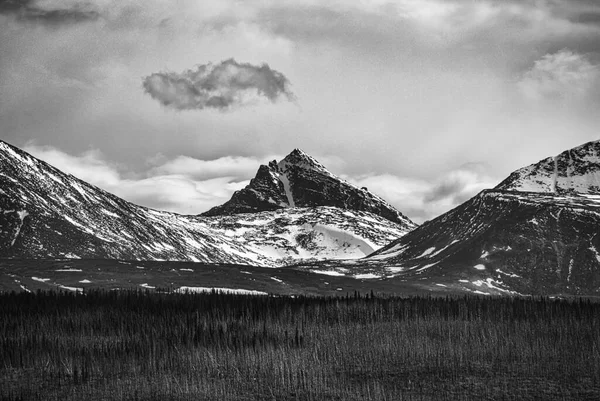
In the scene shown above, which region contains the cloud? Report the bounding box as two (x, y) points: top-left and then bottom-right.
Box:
(0, 0), (99, 25)
(423, 167), (493, 205)
(518, 49), (600, 101)
(142, 58), (295, 110)
(148, 154), (280, 181)
(3, 0), (600, 203)
(23, 144), (254, 215)
(22, 143), (500, 223)
(22, 144), (121, 188)
(345, 163), (498, 223)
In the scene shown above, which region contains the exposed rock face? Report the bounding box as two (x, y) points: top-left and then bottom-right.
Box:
(0, 141), (411, 265)
(496, 140), (600, 194)
(202, 149), (416, 229)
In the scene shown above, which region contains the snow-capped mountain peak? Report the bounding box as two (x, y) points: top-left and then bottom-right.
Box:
(202, 149), (416, 229)
(496, 139), (600, 194)
(277, 148), (331, 176)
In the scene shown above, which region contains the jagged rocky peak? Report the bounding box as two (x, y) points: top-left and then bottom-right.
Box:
(496, 139), (600, 194)
(278, 148), (329, 173)
(202, 149), (416, 228)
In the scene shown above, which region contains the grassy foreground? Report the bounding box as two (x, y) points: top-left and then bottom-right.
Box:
(1, 290), (599, 400)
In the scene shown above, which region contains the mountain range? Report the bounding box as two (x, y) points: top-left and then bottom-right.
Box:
(0, 140), (413, 265)
(1, 139), (599, 296)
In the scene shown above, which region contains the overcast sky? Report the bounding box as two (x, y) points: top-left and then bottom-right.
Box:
(2, 0), (600, 223)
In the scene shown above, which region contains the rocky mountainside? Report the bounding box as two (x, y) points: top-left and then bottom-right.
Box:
(496, 140), (600, 194)
(202, 149), (415, 228)
(306, 140), (600, 296)
(0, 141), (410, 265)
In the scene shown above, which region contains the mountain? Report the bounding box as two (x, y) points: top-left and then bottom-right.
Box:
(202, 149), (415, 228)
(318, 140), (600, 296)
(496, 140), (600, 194)
(0, 140), (411, 265)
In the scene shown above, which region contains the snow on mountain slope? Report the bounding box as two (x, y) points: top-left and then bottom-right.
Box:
(496, 140), (600, 194)
(202, 149), (416, 229)
(205, 207), (410, 263)
(0, 140), (410, 265)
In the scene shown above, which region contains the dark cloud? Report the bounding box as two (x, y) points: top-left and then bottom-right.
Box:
(142, 59), (295, 111)
(572, 12), (600, 26)
(423, 166), (493, 204)
(0, 0), (99, 25)
(424, 179), (466, 204)
(246, 1), (600, 71)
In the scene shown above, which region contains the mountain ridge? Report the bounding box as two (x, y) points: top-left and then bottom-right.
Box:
(202, 148), (416, 228)
(496, 140), (600, 194)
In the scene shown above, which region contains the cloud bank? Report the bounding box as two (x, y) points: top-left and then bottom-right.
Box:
(142, 58), (295, 110)
(23, 144), (265, 215)
(0, 0), (99, 25)
(23, 143), (494, 223)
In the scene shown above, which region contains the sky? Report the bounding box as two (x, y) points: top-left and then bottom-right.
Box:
(1, 0), (600, 223)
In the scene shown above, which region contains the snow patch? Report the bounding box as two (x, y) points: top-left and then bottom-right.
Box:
(567, 259), (574, 282)
(496, 269), (521, 278)
(415, 262), (438, 272)
(278, 172), (295, 207)
(58, 285), (83, 292)
(63, 253), (81, 259)
(589, 245), (600, 263)
(311, 270), (345, 276)
(9, 210), (29, 247)
(354, 273), (381, 279)
(417, 247), (436, 258)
